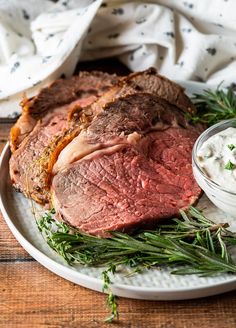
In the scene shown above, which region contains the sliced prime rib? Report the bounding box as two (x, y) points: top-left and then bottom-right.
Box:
(10, 71), (118, 152)
(71, 67), (195, 121)
(9, 71), (118, 204)
(55, 68), (196, 173)
(52, 93), (201, 237)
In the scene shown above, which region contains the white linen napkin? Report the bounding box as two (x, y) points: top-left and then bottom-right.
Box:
(0, 0), (236, 117)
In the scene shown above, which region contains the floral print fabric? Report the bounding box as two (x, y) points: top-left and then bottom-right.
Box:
(0, 0), (235, 117)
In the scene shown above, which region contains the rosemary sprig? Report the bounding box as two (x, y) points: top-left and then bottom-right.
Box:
(37, 207), (236, 322)
(188, 85), (236, 126)
(102, 264), (118, 323)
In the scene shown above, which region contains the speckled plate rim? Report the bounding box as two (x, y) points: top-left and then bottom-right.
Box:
(1, 81), (236, 300)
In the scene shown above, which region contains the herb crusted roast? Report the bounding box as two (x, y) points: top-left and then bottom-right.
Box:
(52, 93), (201, 236)
(9, 68), (201, 236)
(53, 67), (195, 173)
(9, 71), (119, 203)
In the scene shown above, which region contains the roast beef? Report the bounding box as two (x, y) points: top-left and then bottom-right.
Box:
(55, 68), (196, 172)
(52, 93), (201, 236)
(69, 67), (195, 120)
(9, 67), (202, 236)
(9, 71), (118, 203)
(10, 71), (118, 151)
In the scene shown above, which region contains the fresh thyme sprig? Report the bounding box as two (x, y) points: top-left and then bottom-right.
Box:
(37, 207), (236, 322)
(188, 85), (236, 126)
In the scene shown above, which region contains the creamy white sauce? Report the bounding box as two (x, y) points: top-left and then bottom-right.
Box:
(197, 127), (236, 191)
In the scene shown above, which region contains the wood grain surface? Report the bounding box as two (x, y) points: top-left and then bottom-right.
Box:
(1, 63), (236, 327)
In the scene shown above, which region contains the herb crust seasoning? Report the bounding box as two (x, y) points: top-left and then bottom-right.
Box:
(197, 127), (236, 191)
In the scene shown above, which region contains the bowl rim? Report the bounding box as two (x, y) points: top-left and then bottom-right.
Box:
(192, 118), (236, 196)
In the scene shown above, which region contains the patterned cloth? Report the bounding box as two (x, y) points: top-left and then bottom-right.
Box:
(0, 0), (236, 117)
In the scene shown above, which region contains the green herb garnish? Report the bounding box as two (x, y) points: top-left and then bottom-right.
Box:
(228, 144), (236, 151)
(188, 84), (236, 126)
(37, 207), (236, 322)
(224, 160), (236, 170)
(102, 264), (118, 323)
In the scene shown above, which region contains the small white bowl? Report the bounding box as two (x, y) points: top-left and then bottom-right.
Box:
(192, 119), (236, 216)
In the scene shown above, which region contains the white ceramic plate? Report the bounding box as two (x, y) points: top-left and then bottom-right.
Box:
(1, 81), (236, 301)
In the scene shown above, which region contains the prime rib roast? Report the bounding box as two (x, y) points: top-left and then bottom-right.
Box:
(9, 68), (202, 236)
(9, 71), (118, 203)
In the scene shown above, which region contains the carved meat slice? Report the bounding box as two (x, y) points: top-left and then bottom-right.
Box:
(52, 93), (201, 236)
(9, 72), (118, 204)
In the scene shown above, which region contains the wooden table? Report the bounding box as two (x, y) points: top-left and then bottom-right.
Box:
(1, 63), (236, 327)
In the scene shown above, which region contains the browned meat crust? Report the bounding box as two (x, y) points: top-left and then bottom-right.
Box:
(9, 71), (119, 204)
